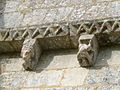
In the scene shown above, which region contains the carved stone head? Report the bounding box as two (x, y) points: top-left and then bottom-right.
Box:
(21, 39), (35, 61)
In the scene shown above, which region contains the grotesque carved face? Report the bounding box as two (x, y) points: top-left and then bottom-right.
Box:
(21, 39), (34, 61)
(21, 49), (32, 60)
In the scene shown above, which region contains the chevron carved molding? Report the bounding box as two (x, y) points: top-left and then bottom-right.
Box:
(1, 18), (120, 70)
(0, 18), (120, 41)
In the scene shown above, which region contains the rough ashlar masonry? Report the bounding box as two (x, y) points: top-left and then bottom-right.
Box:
(0, 0), (120, 90)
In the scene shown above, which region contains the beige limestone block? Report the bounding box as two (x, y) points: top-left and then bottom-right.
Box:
(96, 46), (120, 66)
(23, 70), (63, 87)
(61, 68), (89, 86)
(36, 50), (80, 70)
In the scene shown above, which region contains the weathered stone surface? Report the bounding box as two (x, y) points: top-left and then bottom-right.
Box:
(36, 49), (79, 70)
(18, 0), (92, 9)
(22, 70), (63, 87)
(0, 59), (24, 73)
(69, 5), (87, 21)
(0, 88), (20, 90)
(1, 85), (120, 90)
(0, 41), (22, 53)
(31, 86), (94, 90)
(82, 1), (120, 20)
(0, 72), (29, 88)
(0, 12), (23, 28)
(38, 36), (71, 50)
(0, 53), (24, 73)
(1, 0), (120, 89)
(0, 14), (4, 27)
(96, 0), (113, 2)
(44, 7), (73, 23)
(96, 45), (120, 66)
(97, 85), (120, 90)
(22, 9), (48, 26)
(61, 68), (89, 86)
(81, 2), (109, 20)
(0, 53), (20, 64)
(41, 0), (62, 8)
(1, 0), (120, 28)
(21, 39), (42, 71)
(84, 66), (120, 85)
(4, 0), (20, 13)
(106, 1), (120, 17)
(77, 35), (99, 67)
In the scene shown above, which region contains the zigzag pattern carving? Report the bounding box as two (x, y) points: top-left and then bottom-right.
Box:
(77, 19), (120, 35)
(0, 19), (120, 41)
(0, 25), (69, 41)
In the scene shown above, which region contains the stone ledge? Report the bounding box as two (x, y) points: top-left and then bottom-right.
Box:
(0, 18), (120, 70)
(0, 84), (120, 90)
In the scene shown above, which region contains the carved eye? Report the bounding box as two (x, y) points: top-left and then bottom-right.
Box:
(24, 51), (30, 56)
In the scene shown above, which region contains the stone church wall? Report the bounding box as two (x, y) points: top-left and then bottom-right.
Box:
(0, 0), (120, 90)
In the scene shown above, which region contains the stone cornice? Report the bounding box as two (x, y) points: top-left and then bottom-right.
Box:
(0, 18), (120, 41)
(1, 18), (120, 70)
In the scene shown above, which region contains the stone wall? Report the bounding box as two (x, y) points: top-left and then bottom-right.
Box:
(0, 0), (120, 28)
(0, 46), (120, 90)
(0, 0), (120, 90)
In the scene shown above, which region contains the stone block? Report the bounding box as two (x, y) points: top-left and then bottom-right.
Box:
(22, 9), (48, 26)
(44, 7), (73, 24)
(106, 1), (120, 17)
(81, 2), (109, 20)
(36, 49), (79, 70)
(84, 66), (120, 85)
(82, 1), (120, 20)
(61, 68), (89, 86)
(38, 36), (71, 50)
(17, 0), (36, 14)
(0, 62), (24, 73)
(70, 0), (92, 6)
(1, 12), (23, 28)
(0, 14), (4, 27)
(0, 88), (21, 90)
(97, 85), (120, 90)
(95, 46), (120, 66)
(0, 53), (20, 64)
(41, 0), (93, 7)
(21, 88), (40, 90)
(69, 5), (87, 21)
(4, 0), (20, 13)
(96, 0), (113, 3)
(35, 86), (94, 90)
(22, 70), (63, 87)
(0, 72), (29, 88)
(41, 0), (62, 8)
(0, 53), (24, 73)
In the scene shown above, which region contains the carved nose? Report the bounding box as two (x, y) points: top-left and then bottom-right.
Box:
(22, 55), (27, 60)
(22, 52), (29, 59)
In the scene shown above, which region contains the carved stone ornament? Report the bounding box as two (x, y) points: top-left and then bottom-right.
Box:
(21, 39), (42, 70)
(77, 35), (99, 67)
(0, 18), (120, 70)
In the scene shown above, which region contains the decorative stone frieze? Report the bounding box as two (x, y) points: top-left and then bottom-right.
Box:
(0, 18), (120, 69)
(0, 18), (120, 41)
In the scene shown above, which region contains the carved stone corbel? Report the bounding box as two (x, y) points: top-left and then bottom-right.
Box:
(21, 39), (42, 71)
(77, 34), (99, 67)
